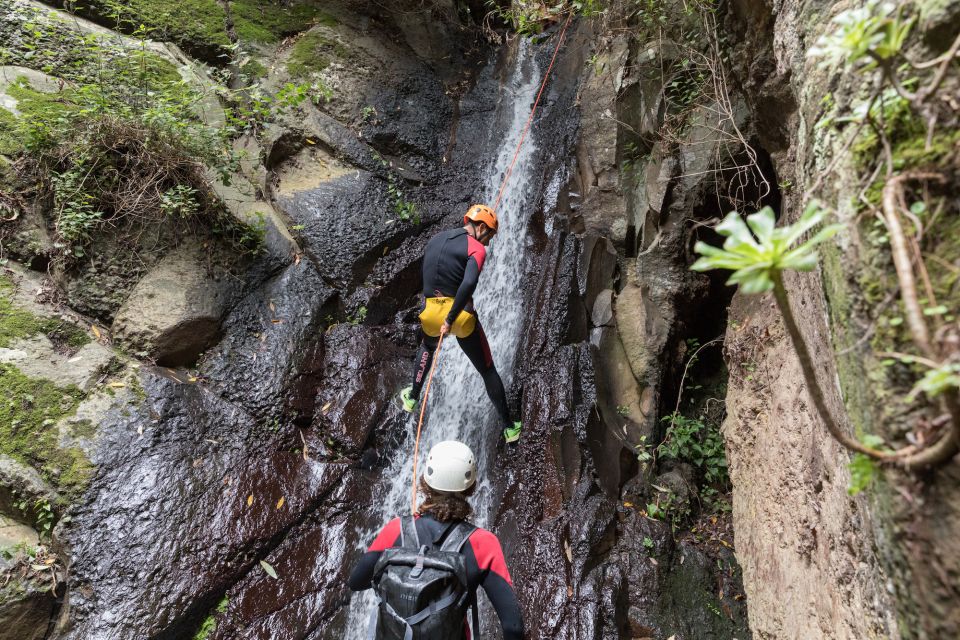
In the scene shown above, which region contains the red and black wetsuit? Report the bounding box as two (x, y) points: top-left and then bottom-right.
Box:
(348, 513), (524, 640)
(411, 227), (512, 428)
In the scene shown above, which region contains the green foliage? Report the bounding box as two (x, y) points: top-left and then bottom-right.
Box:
(373, 153), (420, 224)
(659, 413), (729, 487)
(0, 18), (271, 261)
(486, 0), (604, 36)
(907, 362), (960, 401)
(634, 434), (654, 464)
(349, 306), (368, 325)
(807, 0), (913, 68)
(692, 203), (843, 294)
(848, 435), (885, 495)
(225, 82), (312, 135)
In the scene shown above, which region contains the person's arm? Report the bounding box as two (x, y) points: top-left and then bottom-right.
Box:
(446, 237), (486, 324)
(347, 518), (401, 591)
(470, 530), (524, 639)
(482, 571), (524, 639)
(446, 257), (480, 324)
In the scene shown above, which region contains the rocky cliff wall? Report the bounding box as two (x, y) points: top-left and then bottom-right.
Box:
(719, 0), (960, 637)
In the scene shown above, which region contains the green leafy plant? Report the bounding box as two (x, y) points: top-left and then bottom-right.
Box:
(691, 202), (842, 294)
(693, 204), (960, 471)
(807, 0), (913, 68)
(658, 413), (729, 487)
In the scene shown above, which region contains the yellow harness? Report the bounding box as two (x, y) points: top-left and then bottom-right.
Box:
(419, 297), (476, 338)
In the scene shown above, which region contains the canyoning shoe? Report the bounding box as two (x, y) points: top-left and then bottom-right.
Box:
(399, 386), (417, 413)
(503, 421), (522, 444)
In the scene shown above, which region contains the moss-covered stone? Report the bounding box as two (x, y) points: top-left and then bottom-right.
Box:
(0, 278), (90, 350)
(63, 0), (336, 63)
(286, 29), (348, 78)
(0, 1), (179, 87)
(0, 364), (89, 499)
(0, 106), (20, 155)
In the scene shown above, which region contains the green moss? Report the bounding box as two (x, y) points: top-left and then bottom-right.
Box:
(193, 596), (229, 640)
(0, 279), (90, 350)
(286, 29), (348, 78)
(240, 58), (268, 80)
(0, 3), (179, 87)
(0, 364), (89, 499)
(71, 0), (334, 61)
(231, 1), (336, 42)
(0, 107), (20, 155)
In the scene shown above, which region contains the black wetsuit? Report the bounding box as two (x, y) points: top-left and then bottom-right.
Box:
(348, 513), (524, 640)
(411, 227), (512, 428)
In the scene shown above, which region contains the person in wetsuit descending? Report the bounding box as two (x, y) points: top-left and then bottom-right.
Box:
(399, 204), (522, 443)
(348, 440), (524, 639)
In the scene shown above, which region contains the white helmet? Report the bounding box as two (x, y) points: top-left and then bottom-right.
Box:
(423, 440), (476, 493)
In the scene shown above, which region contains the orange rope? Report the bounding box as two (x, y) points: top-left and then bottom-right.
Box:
(491, 12), (575, 212)
(410, 332), (445, 513)
(409, 13), (574, 513)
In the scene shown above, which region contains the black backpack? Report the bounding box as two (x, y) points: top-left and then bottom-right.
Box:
(369, 516), (479, 640)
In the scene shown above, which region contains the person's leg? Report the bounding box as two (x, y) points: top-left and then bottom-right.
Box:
(411, 332), (439, 399)
(401, 332), (438, 412)
(457, 321), (512, 428)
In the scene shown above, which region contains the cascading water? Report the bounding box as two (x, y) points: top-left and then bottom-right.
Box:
(344, 40), (544, 636)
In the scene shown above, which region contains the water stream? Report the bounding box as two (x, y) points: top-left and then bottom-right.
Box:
(343, 40), (544, 636)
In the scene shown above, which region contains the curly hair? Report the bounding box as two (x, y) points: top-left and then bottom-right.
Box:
(417, 478), (476, 522)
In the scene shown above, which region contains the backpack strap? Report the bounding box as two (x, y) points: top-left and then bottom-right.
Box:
(441, 522), (480, 640)
(399, 515), (420, 549)
(438, 521), (476, 553)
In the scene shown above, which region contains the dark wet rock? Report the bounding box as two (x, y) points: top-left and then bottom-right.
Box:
(0, 587), (53, 640)
(311, 324), (409, 456)
(63, 369), (347, 640)
(200, 260), (334, 422)
(111, 243), (234, 366)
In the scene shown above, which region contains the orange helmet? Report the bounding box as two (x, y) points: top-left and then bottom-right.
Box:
(463, 204), (498, 232)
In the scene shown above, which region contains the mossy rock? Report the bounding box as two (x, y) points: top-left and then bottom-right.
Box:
(0, 2), (179, 88)
(286, 28), (350, 79)
(0, 279), (89, 351)
(0, 364), (89, 500)
(55, 0), (337, 64)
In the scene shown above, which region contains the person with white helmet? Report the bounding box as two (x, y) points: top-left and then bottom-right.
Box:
(348, 440), (523, 639)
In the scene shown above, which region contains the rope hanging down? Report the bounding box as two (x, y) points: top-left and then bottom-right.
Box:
(410, 14), (575, 513)
(491, 11), (575, 212)
(411, 333), (445, 513)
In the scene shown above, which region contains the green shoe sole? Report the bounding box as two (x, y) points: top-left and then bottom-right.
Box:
(399, 386), (417, 413)
(503, 421), (522, 443)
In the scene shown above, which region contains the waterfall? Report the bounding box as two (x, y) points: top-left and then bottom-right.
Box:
(343, 40), (543, 636)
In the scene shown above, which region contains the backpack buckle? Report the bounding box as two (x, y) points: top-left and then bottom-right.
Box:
(409, 545), (428, 579)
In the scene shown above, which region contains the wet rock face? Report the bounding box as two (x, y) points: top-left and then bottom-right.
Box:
(51, 4), (501, 639)
(501, 227), (748, 640)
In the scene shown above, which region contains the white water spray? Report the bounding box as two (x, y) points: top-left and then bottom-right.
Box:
(344, 41), (543, 636)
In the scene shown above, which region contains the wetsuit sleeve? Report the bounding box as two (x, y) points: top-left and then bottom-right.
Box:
(347, 518), (401, 591)
(446, 257), (480, 325)
(470, 530), (524, 639)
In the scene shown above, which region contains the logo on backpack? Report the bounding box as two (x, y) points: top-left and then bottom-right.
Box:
(370, 516), (478, 640)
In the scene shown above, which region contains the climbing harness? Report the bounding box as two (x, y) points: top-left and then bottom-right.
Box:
(408, 12), (575, 513)
(410, 332), (445, 513)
